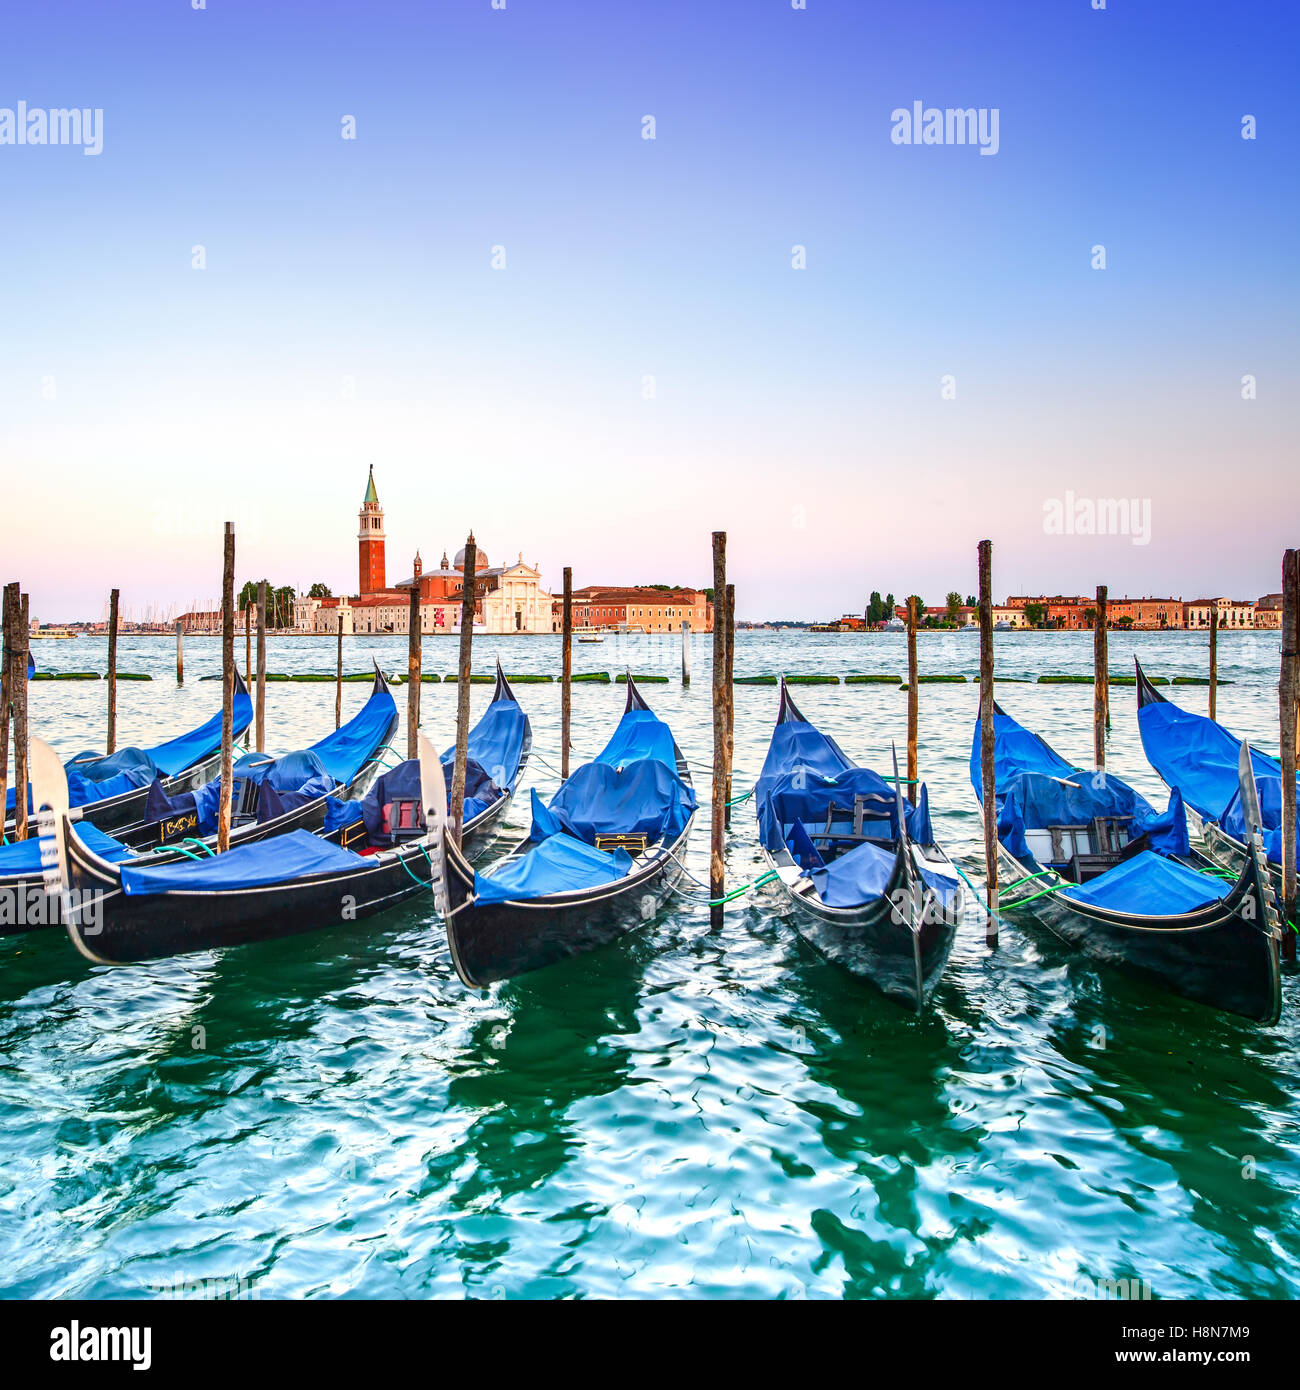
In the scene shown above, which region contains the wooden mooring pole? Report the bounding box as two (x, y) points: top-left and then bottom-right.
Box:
(255, 581), (267, 754)
(335, 613), (344, 730)
(1209, 606), (1218, 723)
(1281, 549), (1298, 961)
(906, 596), (919, 806)
(217, 524), (235, 853)
(681, 620), (691, 687)
(978, 540), (998, 944)
(1093, 584), (1108, 767)
(245, 605), (252, 683)
(710, 532), (728, 927)
(407, 574), (421, 760)
(724, 583), (735, 831)
(561, 567), (573, 779)
(449, 536), (477, 846)
(13, 594), (28, 842)
(106, 588), (119, 755)
(0, 584), (16, 836)
(175, 618), (184, 685)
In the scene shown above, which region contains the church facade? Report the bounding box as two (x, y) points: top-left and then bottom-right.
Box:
(294, 469), (554, 635)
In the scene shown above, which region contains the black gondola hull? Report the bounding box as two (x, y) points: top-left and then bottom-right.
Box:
(443, 831), (690, 986)
(995, 842), (1281, 1024)
(766, 850), (957, 1011)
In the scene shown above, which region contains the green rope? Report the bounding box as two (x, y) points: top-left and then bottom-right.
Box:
(726, 786), (754, 808)
(1002, 880), (1070, 910)
(177, 837), (215, 857)
(675, 867), (779, 907)
(395, 842), (433, 889)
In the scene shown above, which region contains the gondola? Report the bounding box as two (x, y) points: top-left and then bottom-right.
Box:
(753, 678), (960, 1011)
(5, 670), (254, 836)
(35, 663), (531, 964)
(1136, 657), (1295, 895)
(0, 666), (397, 938)
(972, 699), (1282, 1023)
(426, 674), (696, 986)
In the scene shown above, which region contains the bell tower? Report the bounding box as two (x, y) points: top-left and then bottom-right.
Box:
(358, 465), (386, 595)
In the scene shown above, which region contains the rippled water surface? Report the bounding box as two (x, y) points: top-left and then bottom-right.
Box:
(2, 629), (1296, 1299)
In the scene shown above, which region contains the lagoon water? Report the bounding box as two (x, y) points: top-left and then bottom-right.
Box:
(1, 628), (1296, 1299)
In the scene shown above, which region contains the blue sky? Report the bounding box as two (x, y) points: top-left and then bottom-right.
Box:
(1, 0), (1296, 621)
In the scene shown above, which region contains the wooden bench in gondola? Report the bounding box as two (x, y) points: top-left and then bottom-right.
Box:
(595, 833), (649, 855)
(808, 795), (893, 850)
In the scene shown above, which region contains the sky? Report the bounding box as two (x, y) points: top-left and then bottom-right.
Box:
(1, 0), (1296, 622)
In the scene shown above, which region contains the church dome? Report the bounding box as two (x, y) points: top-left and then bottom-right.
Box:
(454, 543), (488, 571)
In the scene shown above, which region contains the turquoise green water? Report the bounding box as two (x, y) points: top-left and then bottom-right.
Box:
(1, 630), (1296, 1299)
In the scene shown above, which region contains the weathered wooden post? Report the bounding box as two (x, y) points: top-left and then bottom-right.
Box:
(449, 536), (477, 846)
(335, 612), (344, 730)
(710, 533), (728, 927)
(724, 583), (735, 830)
(0, 584), (15, 833)
(407, 573), (421, 760)
(906, 596), (919, 806)
(1281, 549), (1298, 960)
(106, 588), (120, 755)
(217, 524), (235, 853)
(561, 567), (573, 778)
(13, 594), (28, 841)
(1093, 584), (1108, 767)
(681, 620), (692, 687)
(978, 540), (997, 944)
(1209, 605), (1219, 723)
(255, 581), (267, 754)
(175, 617), (184, 685)
(245, 605), (252, 683)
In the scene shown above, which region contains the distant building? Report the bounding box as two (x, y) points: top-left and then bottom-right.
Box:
(295, 471), (554, 634)
(562, 587), (712, 633)
(1185, 598), (1257, 630)
(1254, 594), (1284, 629)
(1107, 597), (1184, 629)
(177, 610), (221, 633)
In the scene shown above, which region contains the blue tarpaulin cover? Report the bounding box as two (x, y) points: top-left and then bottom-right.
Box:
(473, 834), (634, 906)
(1137, 690), (1295, 866)
(308, 684), (396, 784)
(8, 680), (256, 816)
(1061, 849), (1232, 916)
(810, 838), (899, 908)
(472, 694), (690, 903)
(972, 709), (1189, 860)
(324, 683), (528, 845)
(144, 750), (337, 836)
(755, 700), (932, 855)
(1, 820), (136, 875)
(120, 828), (361, 896)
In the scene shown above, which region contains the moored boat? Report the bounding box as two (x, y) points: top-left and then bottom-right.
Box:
(1136, 657), (1296, 899)
(6, 671), (254, 836)
(35, 663), (530, 964)
(972, 699), (1282, 1022)
(0, 666), (398, 937)
(427, 674), (695, 986)
(754, 678), (960, 1010)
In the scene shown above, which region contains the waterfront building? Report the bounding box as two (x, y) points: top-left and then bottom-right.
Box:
(1184, 598), (1258, 630)
(561, 587), (712, 634)
(1106, 597), (1185, 629)
(1254, 593), (1284, 629)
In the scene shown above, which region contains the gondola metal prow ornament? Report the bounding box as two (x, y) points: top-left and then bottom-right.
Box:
(417, 727), (452, 921)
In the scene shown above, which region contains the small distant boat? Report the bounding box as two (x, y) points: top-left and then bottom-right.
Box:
(993, 619), (1012, 631)
(754, 679), (960, 1011)
(30, 629), (74, 640)
(577, 633), (605, 644)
